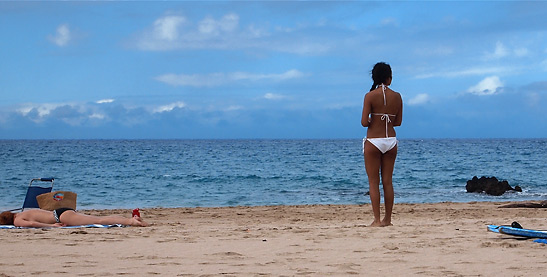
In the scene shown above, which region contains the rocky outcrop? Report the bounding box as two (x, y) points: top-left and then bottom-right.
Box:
(465, 176), (522, 196)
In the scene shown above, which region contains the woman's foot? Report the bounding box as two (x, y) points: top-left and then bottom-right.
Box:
(368, 219), (392, 227)
(369, 219), (382, 227)
(129, 216), (149, 227)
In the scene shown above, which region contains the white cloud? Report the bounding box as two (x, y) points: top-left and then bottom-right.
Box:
(198, 13), (239, 35)
(225, 105), (243, 111)
(153, 101), (186, 113)
(491, 41), (509, 59)
(48, 24), (71, 47)
(17, 103), (62, 118)
(467, 76), (503, 95)
(15, 103), (88, 124)
(278, 43), (331, 55)
(154, 15), (186, 41)
(155, 69), (306, 87)
(155, 73), (220, 87)
(481, 41), (508, 60)
(514, 47), (529, 57)
(264, 93), (287, 100)
(408, 93), (430, 106)
(96, 99), (115, 104)
(89, 113), (106, 120)
(10, 100), (195, 127)
(134, 13), (330, 55)
(415, 66), (515, 79)
(484, 42), (530, 60)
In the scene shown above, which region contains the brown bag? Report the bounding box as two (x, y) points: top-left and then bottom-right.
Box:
(36, 191), (77, 211)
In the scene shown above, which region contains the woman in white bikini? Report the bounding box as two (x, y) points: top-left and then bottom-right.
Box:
(361, 62), (403, 227)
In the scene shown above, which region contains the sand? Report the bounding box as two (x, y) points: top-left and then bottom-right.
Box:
(1, 201), (546, 276)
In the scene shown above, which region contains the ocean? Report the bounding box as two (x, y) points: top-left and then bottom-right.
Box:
(1, 139), (545, 210)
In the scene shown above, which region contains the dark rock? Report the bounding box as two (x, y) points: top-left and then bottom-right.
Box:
(465, 176), (520, 196)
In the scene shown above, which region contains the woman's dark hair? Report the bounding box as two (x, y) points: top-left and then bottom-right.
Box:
(370, 62), (392, 91)
(0, 211), (15, 225)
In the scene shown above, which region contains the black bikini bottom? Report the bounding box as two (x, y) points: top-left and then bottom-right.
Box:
(53, 208), (75, 223)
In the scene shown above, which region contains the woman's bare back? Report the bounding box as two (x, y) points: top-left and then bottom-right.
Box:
(362, 86), (402, 138)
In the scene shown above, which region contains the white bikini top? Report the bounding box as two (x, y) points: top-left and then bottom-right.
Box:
(371, 84), (396, 138)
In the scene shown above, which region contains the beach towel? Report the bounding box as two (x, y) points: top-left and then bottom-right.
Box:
(0, 224), (124, 229)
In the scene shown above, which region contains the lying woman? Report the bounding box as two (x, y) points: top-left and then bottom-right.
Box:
(0, 208), (148, 227)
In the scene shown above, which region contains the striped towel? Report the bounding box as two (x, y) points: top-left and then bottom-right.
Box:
(0, 224), (124, 229)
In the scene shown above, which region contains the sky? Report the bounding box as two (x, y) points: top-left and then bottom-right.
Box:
(1, 1), (546, 139)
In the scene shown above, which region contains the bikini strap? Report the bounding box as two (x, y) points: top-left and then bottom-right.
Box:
(379, 84), (387, 106)
(371, 113), (393, 138)
(374, 84), (391, 137)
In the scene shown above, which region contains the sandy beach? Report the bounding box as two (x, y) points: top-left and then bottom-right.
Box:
(1, 201), (546, 276)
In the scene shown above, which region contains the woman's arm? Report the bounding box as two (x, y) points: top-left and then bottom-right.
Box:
(393, 93), (403, 127)
(361, 94), (371, 127)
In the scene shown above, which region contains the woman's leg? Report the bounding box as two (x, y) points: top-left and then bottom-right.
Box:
(380, 145), (397, 226)
(364, 140), (382, 227)
(59, 210), (148, 226)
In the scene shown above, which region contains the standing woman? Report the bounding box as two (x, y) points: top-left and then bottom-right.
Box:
(361, 62), (403, 227)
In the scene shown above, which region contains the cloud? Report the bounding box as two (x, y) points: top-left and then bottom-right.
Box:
(136, 13), (238, 51)
(152, 101), (186, 113)
(9, 100), (191, 128)
(17, 103), (64, 120)
(198, 13), (239, 35)
(96, 99), (115, 104)
(415, 66), (515, 79)
(134, 13), (331, 55)
(153, 15), (186, 41)
(487, 41), (509, 59)
(15, 103), (90, 126)
(467, 76), (503, 95)
(483, 41), (530, 60)
(263, 93), (287, 100)
(407, 94), (430, 106)
(48, 24), (71, 47)
(155, 69), (306, 87)
(89, 113), (106, 120)
(225, 105), (243, 111)
(514, 47), (529, 57)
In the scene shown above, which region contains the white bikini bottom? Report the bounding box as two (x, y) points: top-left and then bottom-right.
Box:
(363, 137), (398, 154)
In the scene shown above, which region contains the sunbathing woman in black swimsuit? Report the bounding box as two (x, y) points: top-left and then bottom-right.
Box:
(0, 208), (148, 227)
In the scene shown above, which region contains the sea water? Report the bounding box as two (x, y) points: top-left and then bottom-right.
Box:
(0, 139), (545, 210)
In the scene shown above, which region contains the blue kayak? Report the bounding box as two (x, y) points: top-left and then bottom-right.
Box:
(488, 225), (547, 239)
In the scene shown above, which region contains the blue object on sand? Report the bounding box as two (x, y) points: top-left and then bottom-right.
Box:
(487, 225), (501, 233)
(488, 225), (547, 239)
(534, 239), (547, 244)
